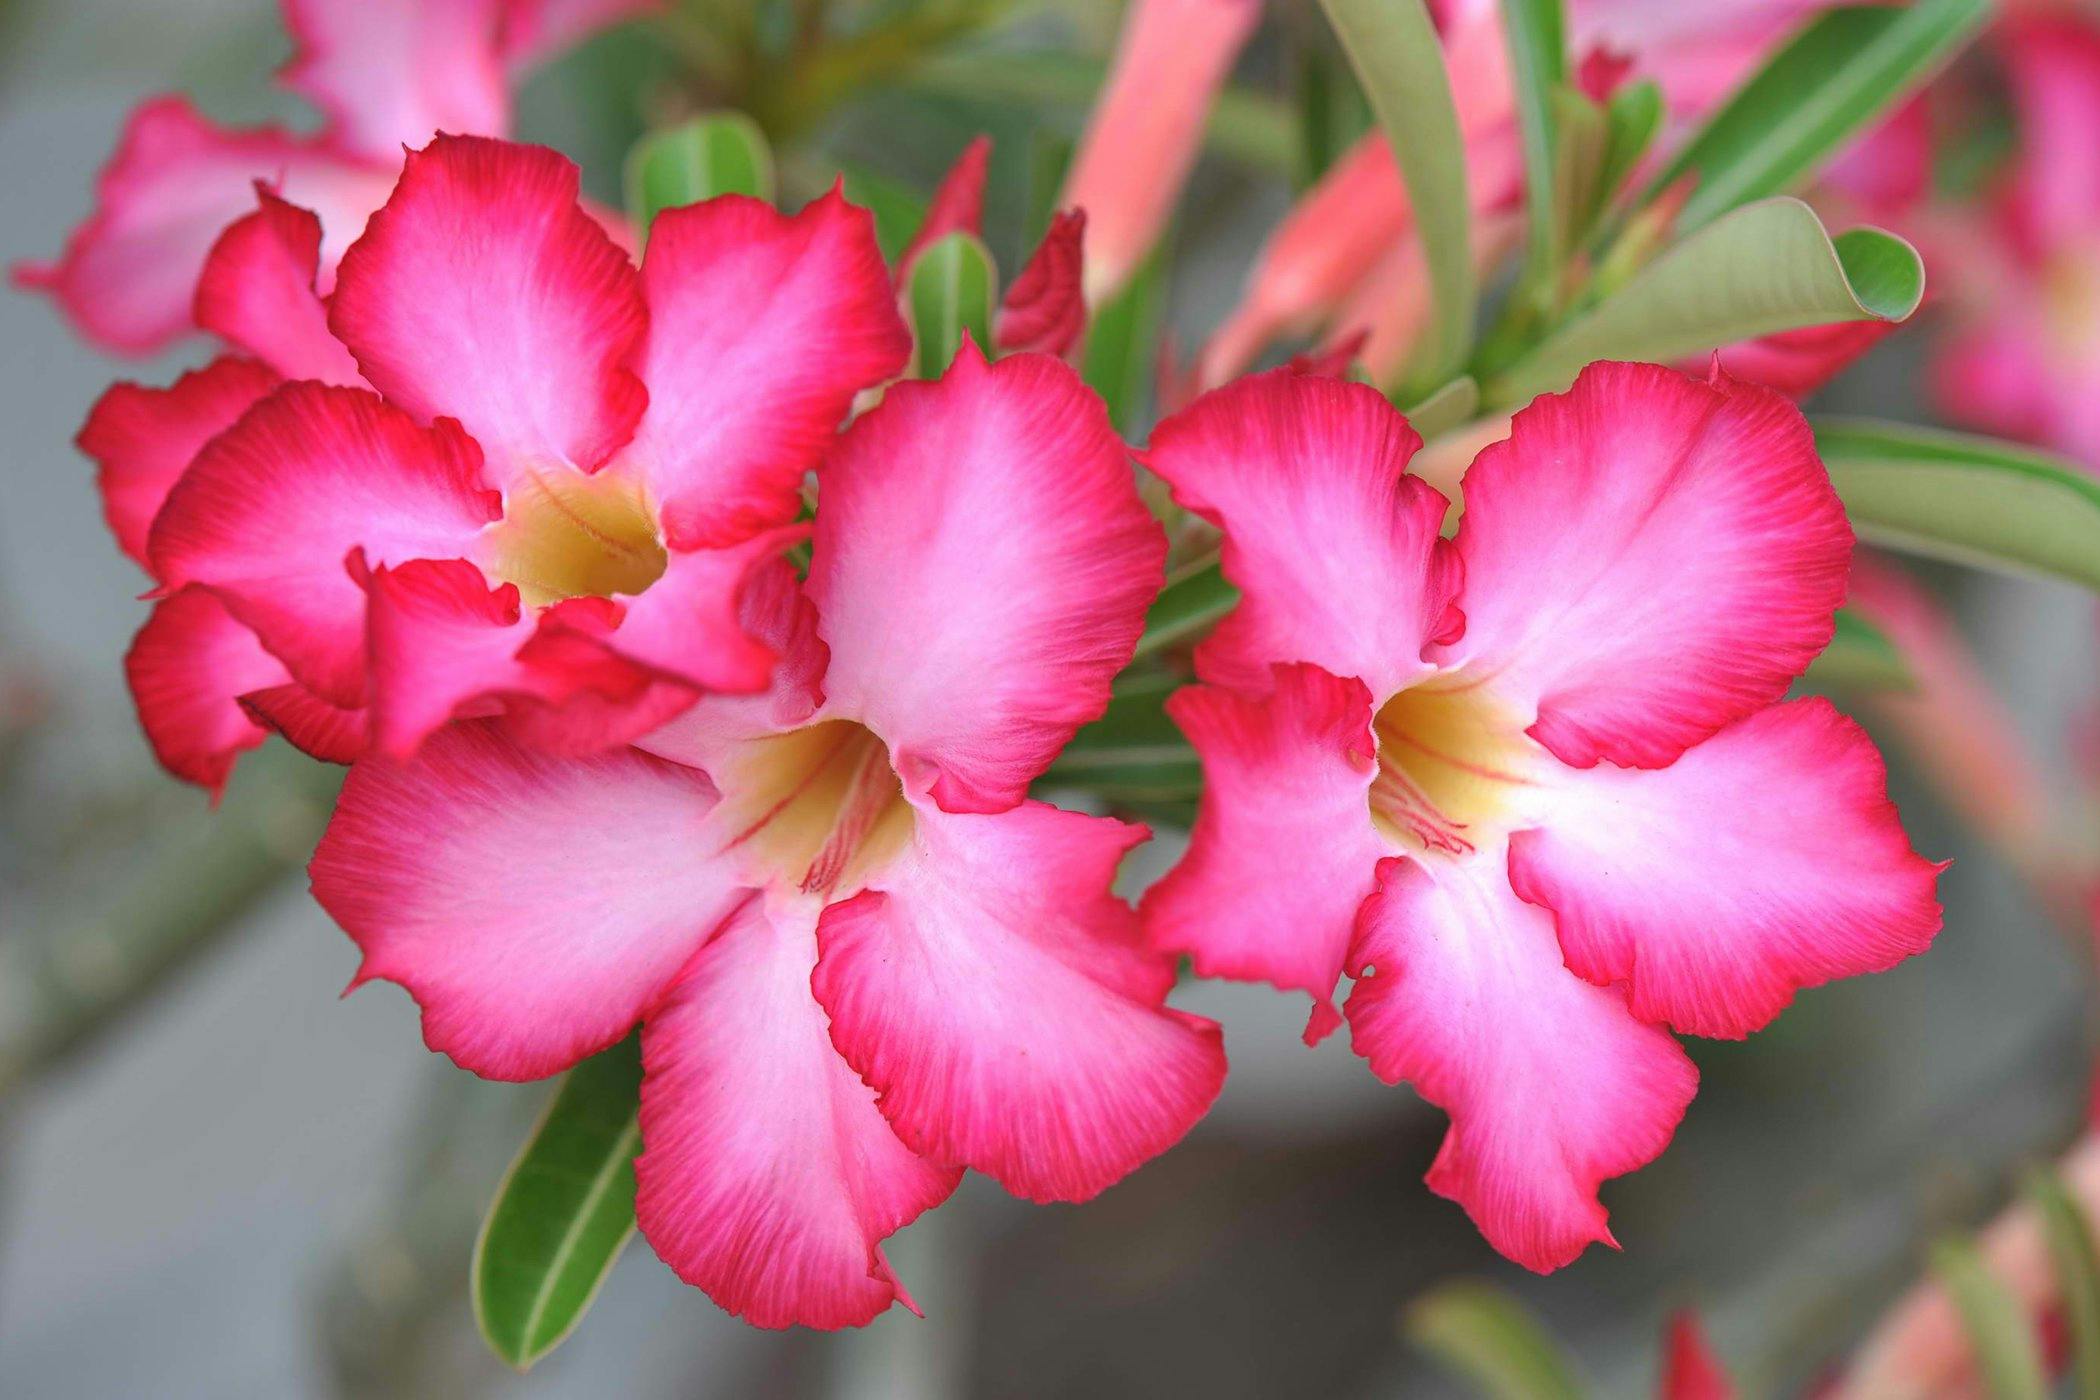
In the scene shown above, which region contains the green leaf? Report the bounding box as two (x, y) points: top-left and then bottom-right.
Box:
(1081, 250), (1166, 434)
(1931, 1237), (2049, 1400)
(1132, 556), (1236, 663)
(1319, 0), (1477, 393)
(1646, 0), (1990, 234)
(624, 112), (773, 242)
(840, 166), (927, 264)
(1597, 80), (1663, 210)
(1485, 198), (1922, 406)
(473, 1037), (643, 1371)
(1813, 418), (2100, 592)
(1406, 1282), (1586, 1400)
(1045, 671), (1200, 800)
(2026, 1169), (2100, 1399)
(1500, 0), (1568, 303)
(1403, 375), (1481, 441)
(1800, 606), (1912, 694)
(907, 231), (997, 379)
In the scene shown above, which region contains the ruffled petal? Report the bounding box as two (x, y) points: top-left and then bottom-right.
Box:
(193, 187), (365, 384)
(1511, 698), (1943, 1039)
(596, 529), (804, 693)
(14, 97), (394, 355)
(240, 682), (367, 764)
(1140, 664), (1384, 1018)
(1699, 320), (1891, 400)
(1142, 367), (1462, 699)
(279, 0), (511, 164)
(808, 348), (1163, 812)
(636, 895), (961, 1330)
(77, 356), (281, 573)
(813, 802), (1226, 1203)
(995, 210), (1087, 358)
(124, 587), (286, 796)
(309, 723), (736, 1079)
(328, 136), (647, 483)
(1344, 853), (1698, 1272)
(1436, 361), (1852, 768)
(148, 382), (500, 706)
(628, 189), (909, 550)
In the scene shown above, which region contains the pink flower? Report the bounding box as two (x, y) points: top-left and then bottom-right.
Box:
(307, 346), (1227, 1329)
(1662, 1311), (1737, 1400)
(86, 135), (908, 795)
(14, 0), (656, 355)
(1140, 360), (1943, 1270)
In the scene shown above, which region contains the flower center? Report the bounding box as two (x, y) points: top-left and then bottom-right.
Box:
(714, 720), (914, 895)
(1367, 679), (1539, 858)
(484, 468), (667, 606)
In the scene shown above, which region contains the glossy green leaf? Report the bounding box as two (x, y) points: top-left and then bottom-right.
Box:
(1406, 1282), (1586, 1400)
(1132, 556), (1236, 662)
(2026, 1169), (2100, 1399)
(1814, 418), (2100, 592)
(907, 231), (997, 379)
(624, 112), (773, 241)
(1931, 1237), (2049, 1400)
(1486, 198), (1922, 406)
(1800, 606), (1912, 694)
(1320, 0), (1477, 392)
(473, 1037), (643, 1371)
(1646, 0), (1990, 234)
(1403, 375), (1481, 441)
(1082, 249), (1166, 434)
(1500, 0), (1567, 300)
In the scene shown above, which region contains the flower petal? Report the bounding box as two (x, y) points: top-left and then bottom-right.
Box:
(1661, 1311), (1737, 1400)
(1699, 320), (1891, 400)
(278, 0), (511, 164)
(1436, 361), (1852, 768)
(13, 97), (393, 355)
(1511, 698), (1943, 1039)
(500, 0), (664, 64)
(1143, 367), (1462, 699)
(596, 528), (804, 693)
(193, 187), (365, 384)
(995, 210), (1088, 358)
(808, 348), (1163, 812)
(898, 136), (990, 276)
(1140, 664), (1384, 1018)
(627, 189), (909, 550)
(77, 356), (281, 573)
(1344, 852), (1698, 1272)
(636, 895), (961, 1330)
(310, 722), (736, 1079)
(240, 682), (367, 764)
(328, 136), (647, 483)
(124, 587), (286, 796)
(813, 801), (1226, 1203)
(148, 382), (500, 706)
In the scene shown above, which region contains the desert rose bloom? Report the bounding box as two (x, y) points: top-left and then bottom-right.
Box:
(308, 346), (1227, 1328)
(16, 0), (655, 355)
(97, 134), (906, 794)
(1141, 360), (1943, 1270)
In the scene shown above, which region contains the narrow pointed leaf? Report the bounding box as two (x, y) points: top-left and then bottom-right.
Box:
(1500, 0), (1568, 301)
(1597, 79), (1662, 215)
(1406, 1282), (1586, 1400)
(1930, 1237), (2049, 1400)
(1645, 0), (1990, 234)
(1320, 0), (1477, 392)
(1082, 249), (1165, 433)
(625, 113), (774, 242)
(1404, 375), (1481, 441)
(1132, 555), (1235, 662)
(1800, 606), (1912, 694)
(1813, 418), (2100, 592)
(907, 231), (998, 379)
(1046, 670), (1200, 799)
(472, 1037), (643, 1371)
(1485, 198), (1922, 406)
(841, 166), (928, 264)
(2026, 1169), (2100, 1399)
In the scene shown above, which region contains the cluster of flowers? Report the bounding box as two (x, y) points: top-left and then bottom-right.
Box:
(23, 0), (1959, 1333)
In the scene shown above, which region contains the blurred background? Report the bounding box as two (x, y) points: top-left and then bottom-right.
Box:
(1, 0), (2096, 1394)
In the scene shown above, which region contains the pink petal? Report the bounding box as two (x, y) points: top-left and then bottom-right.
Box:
(328, 136), (648, 483)
(13, 97), (394, 355)
(1142, 367), (1462, 699)
(193, 187), (365, 385)
(2004, 17), (2100, 258)
(124, 587), (287, 797)
(1140, 664), (1385, 1019)
(813, 802), (1226, 1202)
(500, 0), (664, 65)
(1661, 1311), (1737, 1400)
(808, 347), (1163, 813)
(1344, 854), (1698, 1272)
(279, 0), (511, 164)
(240, 682), (367, 764)
(148, 382), (500, 706)
(1511, 698), (1943, 1039)
(636, 895), (960, 1329)
(1436, 361), (1852, 768)
(309, 723), (737, 1079)
(1698, 320), (1892, 400)
(996, 210), (1088, 358)
(597, 529), (804, 693)
(898, 136), (991, 276)
(77, 356), (281, 573)
(628, 188), (909, 550)
(362, 556), (538, 757)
